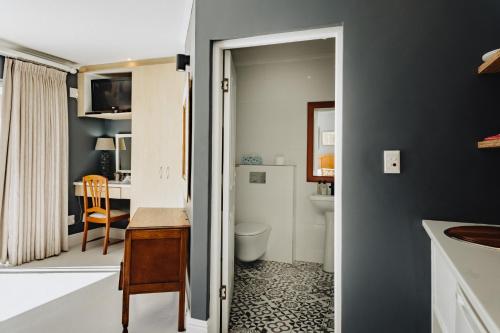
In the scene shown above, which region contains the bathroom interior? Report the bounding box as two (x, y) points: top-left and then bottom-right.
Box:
(228, 39), (335, 332)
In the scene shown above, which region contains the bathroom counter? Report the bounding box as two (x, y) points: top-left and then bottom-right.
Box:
(423, 220), (500, 333)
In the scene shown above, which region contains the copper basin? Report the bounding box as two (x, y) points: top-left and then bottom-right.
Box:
(444, 226), (500, 248)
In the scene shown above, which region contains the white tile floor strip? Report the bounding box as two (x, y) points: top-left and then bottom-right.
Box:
(230, 261), (334, 333)
(0, 238), (181, 333)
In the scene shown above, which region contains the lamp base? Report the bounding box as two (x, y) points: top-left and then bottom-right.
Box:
(100, 151), (112, 179)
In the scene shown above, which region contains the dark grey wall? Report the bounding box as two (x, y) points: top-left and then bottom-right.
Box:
(191, 0), (500, 331)
(67, 74), (106, 234)
(104, 119), (131, 135)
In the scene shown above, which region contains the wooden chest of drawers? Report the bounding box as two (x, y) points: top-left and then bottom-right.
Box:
(120, 208), (190, 332)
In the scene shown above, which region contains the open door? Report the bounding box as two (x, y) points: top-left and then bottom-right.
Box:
(221, 49), (236, 333)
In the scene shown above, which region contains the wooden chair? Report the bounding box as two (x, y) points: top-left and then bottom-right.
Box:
(81, 175), (130, 255)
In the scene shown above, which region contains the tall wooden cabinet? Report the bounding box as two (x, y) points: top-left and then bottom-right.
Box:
(131, 63), (186, 215)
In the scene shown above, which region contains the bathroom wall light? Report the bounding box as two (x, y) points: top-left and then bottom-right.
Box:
(176, 54), (190, 72)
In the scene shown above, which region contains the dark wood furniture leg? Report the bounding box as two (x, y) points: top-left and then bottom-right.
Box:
(122, 287), (129, 332)
(178, 228), (187, 331)
(178, 282), (185, 331)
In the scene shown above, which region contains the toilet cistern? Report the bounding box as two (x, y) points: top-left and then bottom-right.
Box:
(310, 194), (334, 273)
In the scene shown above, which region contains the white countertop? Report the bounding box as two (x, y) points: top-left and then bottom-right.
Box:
(423, 220), (500, 332)
(73, 181), (131, 188)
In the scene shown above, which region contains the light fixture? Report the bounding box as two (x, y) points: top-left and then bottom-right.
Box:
(176, 54), (190, 72)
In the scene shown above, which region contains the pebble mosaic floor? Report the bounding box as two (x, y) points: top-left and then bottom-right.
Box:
(229, 260), (334, 332)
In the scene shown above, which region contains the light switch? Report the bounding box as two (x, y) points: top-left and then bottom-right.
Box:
(69, 88), (78, 99)
(384, 150), (400, 174)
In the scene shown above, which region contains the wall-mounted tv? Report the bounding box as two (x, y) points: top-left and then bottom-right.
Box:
(91, 77), (132, 113)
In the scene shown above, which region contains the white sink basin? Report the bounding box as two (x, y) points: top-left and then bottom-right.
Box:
(310, 194), (334, 213)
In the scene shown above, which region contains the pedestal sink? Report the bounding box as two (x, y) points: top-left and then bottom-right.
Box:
(310, 194), (334, 273)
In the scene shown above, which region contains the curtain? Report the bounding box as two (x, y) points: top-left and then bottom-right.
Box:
(0, 58), (68, 266)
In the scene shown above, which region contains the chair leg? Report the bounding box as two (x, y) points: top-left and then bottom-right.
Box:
(103, 222), (111, 255)
(81, 219), (89, 252)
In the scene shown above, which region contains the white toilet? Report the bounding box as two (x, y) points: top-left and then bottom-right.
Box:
(235, 222), (271, 262)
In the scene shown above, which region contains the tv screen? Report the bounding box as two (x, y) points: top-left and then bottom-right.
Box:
(91, 78), (131, 112)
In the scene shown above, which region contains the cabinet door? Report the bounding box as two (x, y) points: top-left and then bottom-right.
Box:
(131, 63), (185, 215)
(432, 243), (457, 333)
(455, 288), (488, 333)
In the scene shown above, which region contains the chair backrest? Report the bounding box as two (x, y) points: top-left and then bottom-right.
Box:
(82, 175), (110, 221)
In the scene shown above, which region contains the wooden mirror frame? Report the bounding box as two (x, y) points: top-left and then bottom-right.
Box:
(307, 101), (335, 183)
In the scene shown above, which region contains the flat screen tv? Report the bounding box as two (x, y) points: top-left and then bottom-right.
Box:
(91, 77), (132, 113)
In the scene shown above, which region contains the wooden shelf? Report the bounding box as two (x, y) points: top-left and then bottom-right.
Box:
(478, 50), (500, 74)
(84, 112), (132, 120)
(478, 139), (500, 149)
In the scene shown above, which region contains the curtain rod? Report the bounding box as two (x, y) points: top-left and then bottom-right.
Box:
(0, 48), (78, 74)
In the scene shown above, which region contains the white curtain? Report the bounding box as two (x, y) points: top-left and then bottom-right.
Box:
(0, 58), (69, 266)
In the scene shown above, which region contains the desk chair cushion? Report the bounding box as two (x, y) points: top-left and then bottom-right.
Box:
(88, 209), (129, 220)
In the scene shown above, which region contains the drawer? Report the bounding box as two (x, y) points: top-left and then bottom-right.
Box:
(121, 187), (131, 199)
(108, 187), (121, 198)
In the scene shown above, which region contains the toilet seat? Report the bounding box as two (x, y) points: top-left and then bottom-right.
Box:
(235, 222), (269, 236)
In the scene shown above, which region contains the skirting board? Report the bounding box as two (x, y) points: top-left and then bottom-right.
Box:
(186, 310), (209, 333)
(68, 228), (126, 248)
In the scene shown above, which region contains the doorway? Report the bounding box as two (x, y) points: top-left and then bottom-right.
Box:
(211, 27), (343, 333)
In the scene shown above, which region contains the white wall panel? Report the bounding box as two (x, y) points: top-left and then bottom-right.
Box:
(235, 165), (295, 263)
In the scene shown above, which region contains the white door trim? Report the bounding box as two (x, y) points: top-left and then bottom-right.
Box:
(186, 309), (210, 333)
(210, 25), (344, 333)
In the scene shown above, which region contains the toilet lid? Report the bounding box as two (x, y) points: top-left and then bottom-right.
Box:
(235, 222), (269, 236)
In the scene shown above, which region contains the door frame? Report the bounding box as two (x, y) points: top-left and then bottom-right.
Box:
(210, 26), (344, 333)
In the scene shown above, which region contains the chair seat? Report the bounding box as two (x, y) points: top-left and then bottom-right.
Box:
(88, 209), (129, 220)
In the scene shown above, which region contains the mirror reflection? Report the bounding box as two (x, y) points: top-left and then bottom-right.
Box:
(115, 134), (132, 174)
(313, 107), (334, 177)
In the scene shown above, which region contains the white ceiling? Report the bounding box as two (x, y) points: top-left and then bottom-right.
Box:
(0, 0), (193, 65)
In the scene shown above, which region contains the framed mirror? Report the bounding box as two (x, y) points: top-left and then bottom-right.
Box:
(307, 101), (334, 182)
(115, 133), (132, 174)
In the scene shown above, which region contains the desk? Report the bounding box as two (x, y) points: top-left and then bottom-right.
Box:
(73, 181), (131, 199)
(119, 208), (190, 332)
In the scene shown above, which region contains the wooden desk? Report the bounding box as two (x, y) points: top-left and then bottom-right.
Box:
(74, 181), (131, 199)
(120, 208), (190, 332)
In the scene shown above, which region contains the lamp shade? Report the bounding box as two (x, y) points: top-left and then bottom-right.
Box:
(117, 138), (127, 150)
(95, 137), (115, 151)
